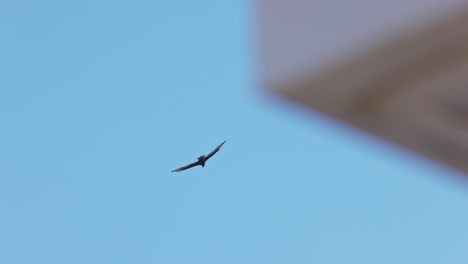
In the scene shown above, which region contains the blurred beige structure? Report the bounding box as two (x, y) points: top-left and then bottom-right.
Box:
(257, 1), (468, 176)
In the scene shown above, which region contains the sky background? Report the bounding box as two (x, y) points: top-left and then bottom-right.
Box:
(1, 1), (468, 263)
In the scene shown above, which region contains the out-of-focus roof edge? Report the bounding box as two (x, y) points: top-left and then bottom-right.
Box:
(259, 4), (468, 178)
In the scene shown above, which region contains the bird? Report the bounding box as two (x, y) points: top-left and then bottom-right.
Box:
(171, 140), (226, 172)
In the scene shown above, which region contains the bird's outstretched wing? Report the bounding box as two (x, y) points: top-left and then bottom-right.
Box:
(205, 140), (226, 161)
(172, 161), (200, 172)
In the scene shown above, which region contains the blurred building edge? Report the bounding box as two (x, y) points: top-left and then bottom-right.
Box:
(257, 1), (468, 177)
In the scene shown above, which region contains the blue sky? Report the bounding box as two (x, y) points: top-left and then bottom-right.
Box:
(1, 1), (468, 263)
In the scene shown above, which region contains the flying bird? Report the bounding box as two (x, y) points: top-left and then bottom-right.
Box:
(171, 140), (226, 172)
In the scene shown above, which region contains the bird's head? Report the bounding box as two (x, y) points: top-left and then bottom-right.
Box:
(197, 155), (205, 161)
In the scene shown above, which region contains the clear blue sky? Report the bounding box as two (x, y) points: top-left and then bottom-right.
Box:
(1, 1), (468, 263)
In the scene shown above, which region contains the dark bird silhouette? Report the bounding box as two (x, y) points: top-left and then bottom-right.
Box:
(171, 140), (226, 172)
